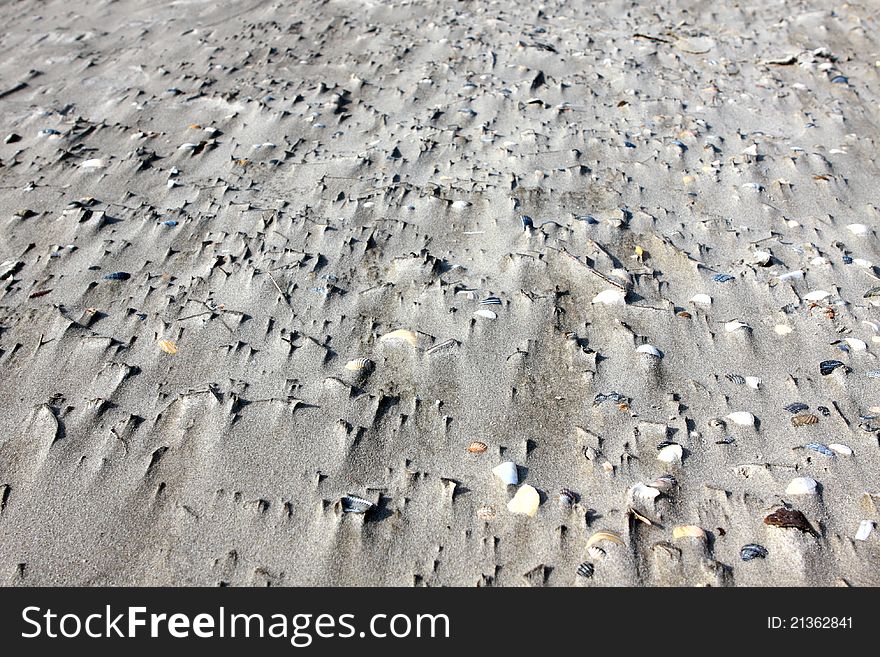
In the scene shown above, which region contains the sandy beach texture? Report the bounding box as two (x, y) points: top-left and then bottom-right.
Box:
(1, 0), (879, 586)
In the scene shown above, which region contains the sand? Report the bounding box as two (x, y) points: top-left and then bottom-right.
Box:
(0, 0), (879, 586)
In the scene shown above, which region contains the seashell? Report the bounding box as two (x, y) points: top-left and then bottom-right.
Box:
(750, 250), (772, 266)
(784, 402), (809, 414)
(726, 374), (745, 385)
(520, 215), (534, 229)
(713, 273), (735, 283)
(774, 324), (793, 335)
(507, 484), (540, 517)
(425, 338), (457, 355)
(690, 293), (712, 305)
(672, 525), (706, 540)
(764, 508), (817, 535)
(656, 443), (683, 464)
(340, 494), (374, 514)
(844, 338), (867, 351)
(863, 286), (880, 299)
(740, 544), (769, 561)
(725, 320), (749, 332)
(558, 488), (577, 506)
(157, 339), (178, 355)
(745, 376), (762, 389)
(587, 546), (605, 560)
(636, 344), (663, 358)
(847, 223), (869, 236)
(651, 474), (677, 492)
(479, 296), (502, 305)
(474, 309), (497, 320)
(785, 477), (818, 495)
(451, 200), (470, 210)
(576, 562), (594, 578)
(804, 443), (834, 456)
(855, 520), (875, 541)
(819, 360), (845, 376)
(379, 329), (420, 347)
(467, 441), (488, 454)
(804, 290), (831, 301)
(492, 461), (519, 486)
(791, 413), (819, 427)
(161, 220), (178, 227)
(476, 505), (496, 521)
(344, 358), (373, 372)
(594, 392), (629, 406)
(592, 289), (626, 305)
(708, 417), (726, 428)
(586, 530), (624, 549)
(828, 443), (853, 456)
(726, 411), (756, 427)
(103, 272), (131, 281)
(80, 158), (106, 168)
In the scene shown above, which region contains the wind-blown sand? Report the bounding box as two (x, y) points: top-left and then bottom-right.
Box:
(1, 0), (879, 586)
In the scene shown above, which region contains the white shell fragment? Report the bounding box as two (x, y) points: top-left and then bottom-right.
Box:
(726, 411), (756, 427)
(636, 344), (663, 358)
(592, 288), (626, 305)
(474, 309), (497, 320)
(690, 293), (712, 305)
(847, 223), (870, 236)
(379, 329), (420, 347)
(80, 158), (106, 168)
(855, 520), (875, 541)
(492, 461), (519, 486)
(725, 320), (750, 332)
(804, 290), (831, 301)
(507, 484), (540, 517)
(657, 443), (683, 464)
(774, 324), (793, 335)
(844, 338), (867, 351)
(745, 376), (762, 390)
(785, 477), (818, 495)
(827, 443), (853, 456)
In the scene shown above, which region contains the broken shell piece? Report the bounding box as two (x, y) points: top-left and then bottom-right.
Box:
(507, 484), (540, 517)
(844, 338), (867, 351)
(690, 293), (712, 305)
(592, 288), (626, 305)
(764, 507), (817, 535)
(804, 290), (831, 301)
(750, 250), (772, 266)
(344, 357), (373, 372)
(586, 530), (624, 549)
(636, 344), (663, 358)
(80, 158), (106, 168)
(725, 320), (750, 332)
(847, 223), (870, 236)
(657, 443), (683, 464)
(492, 461), (519, 485)
(774, 324), (793, 336)
(474, 309), (497, 320)
(379, 329), (420, 347)
(855, 520), (875, 541)
(651, 474), (677, 492)
(726, 411), (756, 427)
(828, 443), (853, 456)
(341, 495), (374, 514)
(745, 376), (761, 389)
(157, 339), (178, 354)
(587, 546), (605, 560)
(467, 441), (488, 454)
(672, 525), (706, 540)
(786, 477), (818, 495)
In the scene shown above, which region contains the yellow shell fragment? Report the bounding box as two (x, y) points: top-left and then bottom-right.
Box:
(672, 525), (706, 540)
(157, 339), (178, 355)
(379, 329), (420, 347)
(507, 484), (540, 517)
(586, 530), (625, 549)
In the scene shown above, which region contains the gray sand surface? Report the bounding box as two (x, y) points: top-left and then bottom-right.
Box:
(1, 0), (879, 585)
